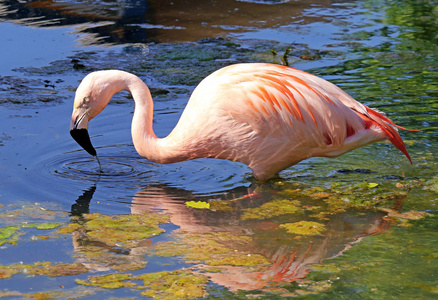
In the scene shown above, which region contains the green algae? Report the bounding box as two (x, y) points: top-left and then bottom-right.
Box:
(154, 236), (232, 261)
(111, 261), (148, 272)
(154, 231), (270, 267)
(205, 253), (270, 267)
(280, 221), (326, 236)
(0, 262), (88, 279)
(199, 266), (225, 273)
(208, 200), (234, 212)
(241, 199), (302, 220)
(78, 212), (170, 247)
(308, 263), (342, 274)
(0, 207), (171, 290)
(272, 180), (420, 220)
(53, 222), (81, 234)
(44, 212), (170, 276)
(0, 287), (98, 300)
(23, 291), (64, 300)
(364, 181), (379, 188)
(136, 270), (209, 299)
(60, 212), (171, 273)
(0, 202), (67, 246)
(0, 265), (20, 279)
(304, 280), (333, 292)
(22, 223), (62, 230)
(0, 203), (64, 224)
(76, 273), (136, 289)
(30, 235), (57, 241)
(71, 243), (148, 272)
(0, 226), (20, 245)
(185, 201), (210, 209)
(0, 222), (63, 246)
(75, 270), (209, 299)
(27, 262), (88, 277)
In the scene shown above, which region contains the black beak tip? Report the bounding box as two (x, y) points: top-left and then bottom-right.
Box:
(70, 128), (97, 156)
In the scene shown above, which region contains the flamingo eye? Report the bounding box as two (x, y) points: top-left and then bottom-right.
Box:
(84, 97), (90, 103)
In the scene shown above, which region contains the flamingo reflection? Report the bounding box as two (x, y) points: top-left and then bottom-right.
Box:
(70, 182), (394, 291)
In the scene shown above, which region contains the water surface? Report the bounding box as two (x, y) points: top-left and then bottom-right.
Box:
(0, 0), (437, 298)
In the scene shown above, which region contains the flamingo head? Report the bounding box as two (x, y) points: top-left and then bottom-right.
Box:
(70, 101), (97, 156)
(70, 71), (123, 156)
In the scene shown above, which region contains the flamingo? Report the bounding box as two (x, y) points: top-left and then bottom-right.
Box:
(70, 63), (413, 181)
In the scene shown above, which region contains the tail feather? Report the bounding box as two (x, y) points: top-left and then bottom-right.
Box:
(361, 107), (414, 164)
(365, 107), (419, 132)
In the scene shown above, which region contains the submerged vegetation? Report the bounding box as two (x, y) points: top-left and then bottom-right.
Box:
(77, 270), (209, 299)
(280, 221), (326, 235)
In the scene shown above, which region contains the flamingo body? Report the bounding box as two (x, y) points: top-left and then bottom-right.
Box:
(70, 63), (411, 181)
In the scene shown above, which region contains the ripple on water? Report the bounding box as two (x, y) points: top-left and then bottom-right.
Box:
(40, 144), (249, 196)
(51, 154), (156, 182)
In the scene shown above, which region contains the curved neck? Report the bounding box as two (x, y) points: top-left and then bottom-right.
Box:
(122, 73), (188, 164)
(127, 76), (155, 155)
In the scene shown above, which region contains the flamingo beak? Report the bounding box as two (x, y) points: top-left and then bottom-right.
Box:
(70, 109), (97, 156)
(70, 128), (96, 156)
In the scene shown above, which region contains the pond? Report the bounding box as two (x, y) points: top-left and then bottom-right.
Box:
(0, 0), (437, 298)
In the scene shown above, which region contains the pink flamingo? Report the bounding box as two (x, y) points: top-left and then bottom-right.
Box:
(70, 63), (412, 181)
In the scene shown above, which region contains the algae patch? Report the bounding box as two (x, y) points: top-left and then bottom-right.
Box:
(280, 221), (326, 236)
(154, 231), (270, 267)
(76, 273), (136, 289)
(241, 199), (301, 220)
(55, 212), (171, 273)
(186, 201), (210, 209)
(26, 262), (88, 277)
(136, 270), (209, 299)
(0, 262), (88, 279)
(0, 203), (65, 246)
(62, 212), (170, 248)
(205, 253), (270, 267)
(76, 269), (209, 299)
(0, 226), (20, 246)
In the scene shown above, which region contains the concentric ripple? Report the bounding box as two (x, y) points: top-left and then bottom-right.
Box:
(63, 157), (138, 178)
(51, 153), (156, 183)
(38, 143), (249, 195)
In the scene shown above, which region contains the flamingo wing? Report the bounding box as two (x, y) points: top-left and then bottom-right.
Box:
(216, 64), (411, 159)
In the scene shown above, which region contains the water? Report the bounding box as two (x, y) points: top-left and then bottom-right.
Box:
(0, 0), (437, 298)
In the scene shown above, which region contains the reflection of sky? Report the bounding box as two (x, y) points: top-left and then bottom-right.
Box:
(0, 22), (109, 75)
(0, 22), (73, 75)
